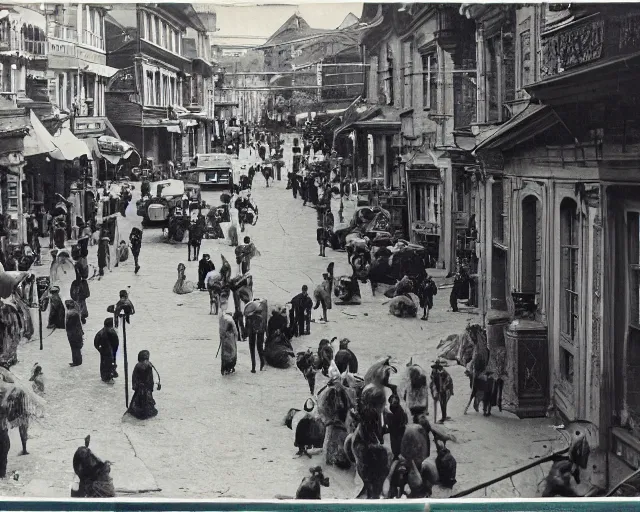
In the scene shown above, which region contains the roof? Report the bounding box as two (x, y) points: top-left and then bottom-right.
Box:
(337, 13), (359, 29)
(257, 13), (327, 49)
(473, 103), (560, 152)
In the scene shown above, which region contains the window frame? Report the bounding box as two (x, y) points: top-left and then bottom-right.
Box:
(401, 38), (413, 109)
(421, 52), (437, 112)
(558, 197), (580, 390)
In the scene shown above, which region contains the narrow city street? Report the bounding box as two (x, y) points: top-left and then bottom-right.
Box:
(0, 162), (563, 500)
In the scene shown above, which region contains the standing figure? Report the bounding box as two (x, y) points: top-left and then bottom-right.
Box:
(235, 236), (260, 275)
(219, 312), (238, 375)
(65, 300), (84, 367)
(289, 285), (312, 337)
(244, 298), (268, 373)
(430, 361), (454, 423)
(418, 275), (438, 321)
(188, 215), (205, 262)
(47, 285), (65, 329)
(313, 263), (334, 323)
(129, 227), (142, 275)
(94, 318), (119, 383)
(127, 350), (158, 420)
(198, 254), (215, 290)
(97, 236), (110, 277)
(228, 217), (239, 247)
(449, 267), (468, 313)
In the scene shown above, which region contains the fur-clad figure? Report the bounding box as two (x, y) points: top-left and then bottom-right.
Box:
(47, 286), (65, 329)
(430, 360), (454, 423)
(389, 294), (418, 318)
(264, 306), (294, 368)
(316, 377), (353, 469)
(403, 358), (429, 421)
(173, 263), (196, 294)
(218, 312), (238, 375)
(71, 435), (115, 498)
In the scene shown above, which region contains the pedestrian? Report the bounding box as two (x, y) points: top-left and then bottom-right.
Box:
(140, 180), (151, 198)
(94, 318), (118, 383)
(291, 171), (299, 198)
(418, 274), (438, 321)
(289, 285), (312, 337)
(127, 350), (159, 420)
(114, 240), (129, 268)
(129, 228), (142, 275)
(71, 238), (90, 324)
(97, 236), (110, 277)
(449, 268), (467, 313)
(313, 265), (334, 323)
(65, 300), (84, 367)
(198, 254), (215, 291)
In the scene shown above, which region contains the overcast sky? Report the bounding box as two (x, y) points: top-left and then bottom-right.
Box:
(195, 3), (364, 38)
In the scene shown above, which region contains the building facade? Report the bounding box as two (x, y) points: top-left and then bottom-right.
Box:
(105, 4), (213, 171)
(461, 4), (640, 468)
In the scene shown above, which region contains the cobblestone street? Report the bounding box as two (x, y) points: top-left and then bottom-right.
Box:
(0, 164), (563, 500)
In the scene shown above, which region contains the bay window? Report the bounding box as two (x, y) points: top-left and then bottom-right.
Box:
(483, 22), (515, 123)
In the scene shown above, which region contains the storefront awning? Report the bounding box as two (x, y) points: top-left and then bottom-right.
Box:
(81, 62), (119, 78)
(473, 103), (559, 153)
(85, 136), (140, 166)
(51, 127), (92, 161)
(24, 110), (56, 157)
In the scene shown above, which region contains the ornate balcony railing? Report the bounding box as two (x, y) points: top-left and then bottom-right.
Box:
(541, 9), (640, 80)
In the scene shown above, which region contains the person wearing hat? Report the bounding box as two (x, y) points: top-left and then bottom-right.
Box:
(46, 285), (65, 329)
(289, 285), (312, 337)
(429, 360), (454, 423)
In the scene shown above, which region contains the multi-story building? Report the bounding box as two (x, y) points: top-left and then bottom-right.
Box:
(461, 4), (640, 468)
(335, 3), (480, 269)
(105, 4), (212, 171)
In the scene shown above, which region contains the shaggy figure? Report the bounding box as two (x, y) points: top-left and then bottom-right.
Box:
(47, 286), (65, 329)
(173, 263), (196, 294)
(313, 263), (334, 322)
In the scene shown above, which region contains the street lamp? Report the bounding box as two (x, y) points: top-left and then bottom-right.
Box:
(338, 157), (345, 224)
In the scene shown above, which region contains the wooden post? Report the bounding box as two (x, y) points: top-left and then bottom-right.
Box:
(122, 314), (129, 408)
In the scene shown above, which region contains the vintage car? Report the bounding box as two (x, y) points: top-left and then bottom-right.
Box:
(137, 179), (185, 228)
(181, 153), (235, 190)
(330, 206), (394, 250)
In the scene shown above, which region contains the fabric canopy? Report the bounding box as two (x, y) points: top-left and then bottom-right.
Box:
(51, 127), (92, 161)
(23, 110), (57, 157)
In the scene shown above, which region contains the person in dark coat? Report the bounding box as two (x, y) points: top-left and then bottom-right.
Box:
(97, 237), (110, 277)
(127, 350), (158, 420)
(198, 254), (215, 291)
(71, 239), (90, 324)
(65, 300), (84, 367)
(140, 180), (151, 198)
(449, 268), (468, 313)
(129, 228), (142, 275)
(289, 285), (312, 337)
(94, 318), (119, 382)
(418, 275), (438, 321)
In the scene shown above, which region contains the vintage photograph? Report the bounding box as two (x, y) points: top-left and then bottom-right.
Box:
(0, 0), (636, 502)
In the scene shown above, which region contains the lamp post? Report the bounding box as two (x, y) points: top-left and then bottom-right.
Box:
(338, 157), (344, 224)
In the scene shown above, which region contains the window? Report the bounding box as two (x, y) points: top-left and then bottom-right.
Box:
(522, 195), (541, 295)
(145, 13), (151, 40)
(484, 24), (516, 123)
(628, 212), (640, 327)
(146, 71), (153, 105)
(412, 183), (439, 225)
(385, 54), (394, 106)
(170, 77), (176, 105)
(492, 180), (505, 244)
(421, 53), (437, 111)
(162, 22), (167, 48)
(154, 72), (160, 105)
(560, 198), (579, 341)
(401, 39), (413, 108)
(154, 17), (160, 45)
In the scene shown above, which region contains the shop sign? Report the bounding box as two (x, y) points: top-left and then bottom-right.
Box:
(77, 47), (106, 66)
(98, 139), (127, 155)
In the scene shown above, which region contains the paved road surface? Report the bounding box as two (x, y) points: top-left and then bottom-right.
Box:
(0, 147), (562, 499)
